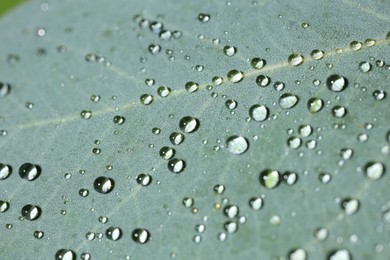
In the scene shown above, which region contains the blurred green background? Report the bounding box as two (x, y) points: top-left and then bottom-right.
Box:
(0, 0), (25, 17)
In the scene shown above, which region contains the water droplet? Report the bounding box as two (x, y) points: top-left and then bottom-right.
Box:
(251, 58), (266, 69)
(168, 158), (186, 173)
(298, 125), (312, 137)
(170, 132), (185, 145)
(326, 75), (348, 92)
(373, 90), (386, 101)
(0, 164), (11, 180)
(226, 136), (249, 155)
(80, 110), (92, 119)
(183, 197), (194, 207)
(195, 224), (206, 233)
(224, 221), (238, 233)
(279, 94), (299, 109)
(249, 105), (269, 122)
(364, 162), (385, 180)
(185, 81), (199, 93)
(225, 99), (237, 110)
(148, 44), (161, 55)
(332, 106), (347, 118)
(288, 54), (304, 66)
(350, 41), (362, 51)
(328, 249), (352, 260)
(310, 49), (324, 60)
(227, 70), (244, 83)
(288, 248), (307, 260)
(314, 227), (328, 240)
(0, 201), (10, 213)
(179, 116), (200, 133)
(106, 227), (122, 241)
(198, 13), (210, 23)
(224, 205), (239, 219)
(21, 204), (41, 221)
(307, 98), (324, 113)
(287, 136), (302, 149)
(213, 184), (225, 194)
(33, 230), (44, 239)
(160, 147), (175, 160)
(19, 163), (41, 181)
(218, 232), (227, 241)
(140, 94), (154, 105)
(341, 198), (359, 215)
(359, 62), (371, 73)
(223, 46), (237, 57)
(93, 177), (115, 194)
(55, 249), (76, 260)
(0, 82), (11, 98)
(90, 95), (100, 103)
(132, 228), (150, 244)
(273, 81), (285, 91)
(79, 189), (89, 197)
(249, 197), (263, 210)
(259, 169), (281, 189)
(156, 86), (171, 97)
(159, 30), (172, 40)
(136, 174), (152, 186)
(256, 75), (271, 87)
(283, 171), (298, 185)
(319, 172), (331, 184)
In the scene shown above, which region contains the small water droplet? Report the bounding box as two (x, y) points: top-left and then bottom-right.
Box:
(0, 164), (11, 180)
(279, 94), (299, 109)
(249, 197), (263, 210)
(359, 62), (371, 73)
(106, 227), (122, 241)
(332, 106), (347, 118)
(183, 197), (194, 207)
(224, 205), (239, 219)
(341, 198), (359, 215)
(136, 174), (152, 186)
(198, 13), (210, 23)
(55, 249), (76, 260)
(310, 49), (324, 60)
(226, 136), (249, 155)
(223, 46), (237, 57)
(185, 82), (199, 93)
(140, 94), (154, 105)
(170, 132), (185, 145)
(328, 249), (352, 260)
(80, 110), (92, 119)
(373, 90), (386, 101)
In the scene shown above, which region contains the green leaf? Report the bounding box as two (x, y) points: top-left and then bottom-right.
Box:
(0, 0), (389, 259)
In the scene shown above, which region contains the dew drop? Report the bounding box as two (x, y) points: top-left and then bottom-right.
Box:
(226, 136), (249, 155)
(273, 81), (285, 91)
(93, 177), (115, 194)
(328, 249), (352, 260)
(288, 54), (304, 66)
(341, 198), (359, 215)
(259, 169), (281, 189)
(249, 105), (269, 122)
(350, 41), (362, 51)
(223, 46), (237, 57)
(287, 136), (301, 149)
(33, 230), (44, 239)
(225, 99), (237, 110)
(310, 49), (324, 60)
(170, 132), (185, 145)
(326, 75), (348, 92)
(359, 62), (371, 73)
(140, 94), (154, 105)
(21, 204), (41, 221)
(298, 125), (312, 137)
(0, 163), (11, 180)
(132, 228), (150, 244)
(224, 221), (238, 234)
(136, 174), (152, 186)
(198, 13), (210, 23)
(80, 110), (92, 119)
(179, 116), (200, 133)
(185, 81), (199, 93)
(307, 98), (324, 113)
(373, 90), (386, 101)
(283, 171), (298, 185)
(106, 227), (122, 241)
(256, 75), (271, 87)
(148, 44), (161, 55)
(168, 158), (186, 173)
(288, 248), (307, 260)
(19, 163), (40, 181)
(0, 201), (10, 213)
(227, 70), (244, 83)
(251, 57), (266, 69)
(157, 86), (171, 97)
(249, 197), (263, 210)
(113, 116), (125, 125)
(182, 197), (194, 208)
(364, 162), (385, 180)
(55, 249), (76, 260)
(279, 94), (299, 109)
(160, 147), (175, 160)
(0, 82), (11, 98)
(213, 184), (225, 194)
(332, 106), (347, 118)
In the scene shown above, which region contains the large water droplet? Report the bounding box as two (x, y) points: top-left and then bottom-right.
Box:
(326, 75), (348, 92)
(55, 249), (76, 260)
(223, 46), (237, 57)
(19, 163), (41, 181)
(160, 147), (175, 160)
(185, 82), (199, 93)
(288, 54), (304, 66)
(279, 94), (299, 109)
(249, 105), (269, 122)
(21, 204), (41, 221)
(224, 205), (239, 219)
(227, 70), (244, 83)
(259, 169), (281, 189)
(0, 82), (11, 98)
(168, 158), (186, 173)
(179, 116), (200, 133)
(226, 136), (249, 155)
(93, 177), (115, 194)
(106, 227), (122, 241)
(341, 198), (359, 215)
(364, 162), (385, 180)
(132, 228), (150, 244)
(307, 98), (324, 113)
(170, 132), (185, 145)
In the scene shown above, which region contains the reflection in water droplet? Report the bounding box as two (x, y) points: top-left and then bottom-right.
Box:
(136, 174), (152, 186)
(93, 177), (115, 194)
(21, 204), (41, 221)
(288, 54), (304, 66)
(364, 162), (385, 180)
(249, 105), (269, 122)
(326, 75), (348, 92)
(227, 70), (244, 83)
(198, 13), (210, 23)
(179, 116), (200, 133)
(185, 82), (199, 93)
(259, 169), (281, 189)
(226, 136), (249, 155)
(279, 94), (299, 109)
(132, 228), (150, 244)
(0, 82), (11, 98)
